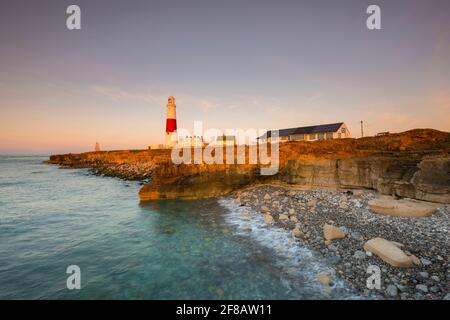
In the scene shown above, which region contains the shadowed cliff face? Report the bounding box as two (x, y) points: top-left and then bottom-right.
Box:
(280, 156), (450, 203)
(46, 129), (450, 203)
(139, 164), (267, 200)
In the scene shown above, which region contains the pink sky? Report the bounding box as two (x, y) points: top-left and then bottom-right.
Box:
(0, 0), (449, 154)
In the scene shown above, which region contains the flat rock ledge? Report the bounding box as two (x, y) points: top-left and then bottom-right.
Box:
(363, 238), (414, 268)
(368, 197), (439, 217)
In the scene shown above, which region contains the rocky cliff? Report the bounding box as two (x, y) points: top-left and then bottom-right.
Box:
(280, 155), (449, 203)
(46, 129), (450, 203)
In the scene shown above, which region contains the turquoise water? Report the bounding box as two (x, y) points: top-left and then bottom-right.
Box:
(0, 156), (356, 299)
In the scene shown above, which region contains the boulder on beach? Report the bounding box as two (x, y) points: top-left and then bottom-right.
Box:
(323, 224), (346, 240)
(292, 227), (303, 238)
(317, 273), (333, 286)
(264, 214), (274, 224)
(368, 197), (439, 217)
(363, 237), (414, 268)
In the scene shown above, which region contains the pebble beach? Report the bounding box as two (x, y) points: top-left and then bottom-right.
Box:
(231, 185), (450, 300)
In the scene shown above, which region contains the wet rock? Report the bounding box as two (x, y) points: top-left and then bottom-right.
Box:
(240, 212), (251, 220)
(386, 285), (398, 297)
(264, 214), (274, 224)
(292, 227), (303, 238)
(317, 273), (333, 286)
(327, 255), (341, 265)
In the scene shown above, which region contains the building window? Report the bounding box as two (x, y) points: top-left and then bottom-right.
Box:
(341, 127), (346, 133)
(326, 133), (333, 140)
(290, 134), (304, 141)
(338, 133), (342, 139)
(309, 134), (316, 140)
(318, 133), (325, 140)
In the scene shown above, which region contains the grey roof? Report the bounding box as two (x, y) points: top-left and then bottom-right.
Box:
(259, 122), (344, 139)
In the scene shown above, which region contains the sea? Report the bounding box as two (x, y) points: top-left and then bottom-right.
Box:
(0, 155), (358, 299)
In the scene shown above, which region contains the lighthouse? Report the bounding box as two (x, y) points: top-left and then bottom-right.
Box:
(165, 96), (177, 147)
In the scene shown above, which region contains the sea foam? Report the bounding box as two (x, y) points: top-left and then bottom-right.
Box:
(219, 197), (362, 299)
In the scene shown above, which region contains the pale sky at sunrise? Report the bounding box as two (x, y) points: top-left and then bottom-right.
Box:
(0, 0), (449, 154)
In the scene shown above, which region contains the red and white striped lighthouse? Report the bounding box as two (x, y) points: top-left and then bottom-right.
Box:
(165, 96), (177, 147)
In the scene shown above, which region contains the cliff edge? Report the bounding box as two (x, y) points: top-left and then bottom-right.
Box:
(46, 129), (450, 203)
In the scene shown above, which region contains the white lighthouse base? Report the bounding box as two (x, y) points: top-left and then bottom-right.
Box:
(165, 132), (178, 148)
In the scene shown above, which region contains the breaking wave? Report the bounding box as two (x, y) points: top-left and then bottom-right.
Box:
(219, 197), (362, 299)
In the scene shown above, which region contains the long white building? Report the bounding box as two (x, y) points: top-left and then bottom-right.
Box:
(258, 122), (351, 143)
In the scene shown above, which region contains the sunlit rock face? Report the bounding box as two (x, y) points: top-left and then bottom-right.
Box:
(411, 157), (450, 203)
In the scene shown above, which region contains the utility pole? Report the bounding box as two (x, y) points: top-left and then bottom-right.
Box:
(360, 120), (364, 138)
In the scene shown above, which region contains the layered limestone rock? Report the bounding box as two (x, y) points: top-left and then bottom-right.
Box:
(410, 157), (450, 203)
(45, 149), (170, 180)
(138, 163), (265, 200)
(280, 156), (450, 203)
